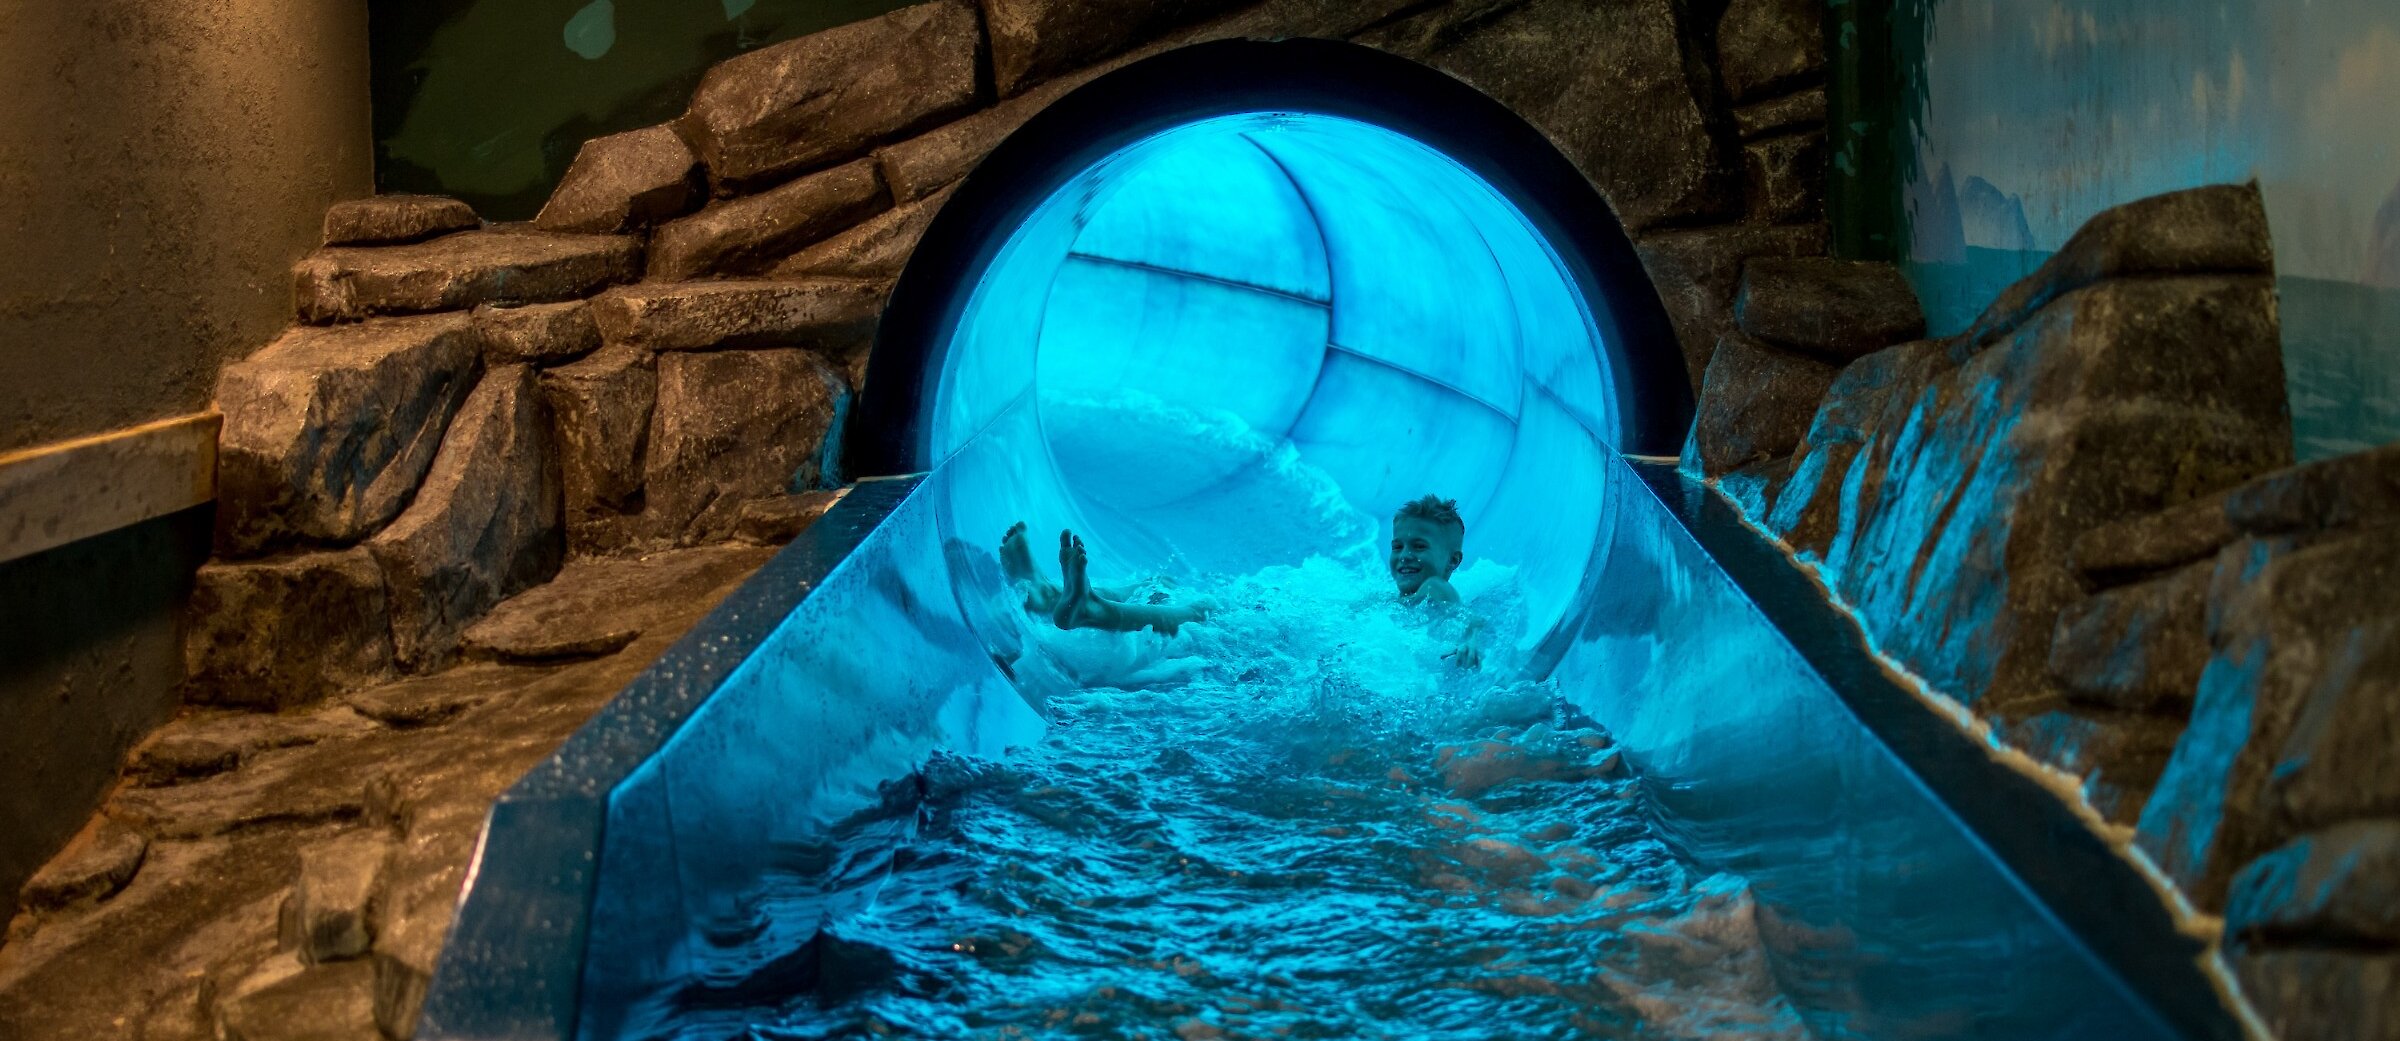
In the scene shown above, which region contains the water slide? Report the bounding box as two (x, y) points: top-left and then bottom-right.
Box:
(414, 43), (2241, 1041)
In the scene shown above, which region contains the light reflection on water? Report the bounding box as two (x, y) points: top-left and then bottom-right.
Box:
(703, 399), (1808, 1040)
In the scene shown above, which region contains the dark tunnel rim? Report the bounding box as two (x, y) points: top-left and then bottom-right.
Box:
(845, 37), (1697, 477)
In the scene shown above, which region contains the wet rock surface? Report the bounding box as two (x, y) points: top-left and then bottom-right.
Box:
(680, 1), (982, 191)
(211, 315), (481, 556)
(1734, 257), (1926, 361)
(734, 490), (846, 546)
(644, 349), (849, 545)
(0, 545), (776, 1040)
(535, 124), (703, 235)
(294, 229), (639, 324)
(321, 196), (479, 248)
(182, 550), (395, 710)
(645, 159), (889, 280)
(367, 367), (564, 668)
(284, 833), (387, 965)
(15, 818), (146, 914)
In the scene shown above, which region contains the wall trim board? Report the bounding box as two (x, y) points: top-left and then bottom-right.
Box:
(0, 411), (220, 565)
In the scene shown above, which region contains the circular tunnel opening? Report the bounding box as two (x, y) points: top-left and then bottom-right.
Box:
(855, 39), (1691, 654)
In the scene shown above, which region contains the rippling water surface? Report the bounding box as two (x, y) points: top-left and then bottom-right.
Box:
(703, 397), (1811, 1041)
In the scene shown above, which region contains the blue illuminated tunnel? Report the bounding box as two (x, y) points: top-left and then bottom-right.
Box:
(855, 40), (1694, 650)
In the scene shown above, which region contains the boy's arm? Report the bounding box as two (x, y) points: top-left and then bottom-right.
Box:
(1419, 579), (1485, 669)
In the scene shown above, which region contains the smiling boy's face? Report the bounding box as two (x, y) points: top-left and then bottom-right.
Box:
(1389, 516), (1463, 596)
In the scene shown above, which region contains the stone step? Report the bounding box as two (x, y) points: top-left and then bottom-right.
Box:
(321, 194), (479, 248)
(212, 314), (482, 556)
(590, 277), (886, 353)
(293, 228), (639, 324)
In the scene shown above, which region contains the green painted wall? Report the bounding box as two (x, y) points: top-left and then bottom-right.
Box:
(1836, 0), (2400, 461)
(370, 0), (919, 219)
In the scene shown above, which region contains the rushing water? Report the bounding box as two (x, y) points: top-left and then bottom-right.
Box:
(692, 397), (1812, 1041)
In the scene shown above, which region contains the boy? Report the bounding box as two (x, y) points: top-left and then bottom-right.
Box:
(1388, 494), (1485, 670)
(998, 492), (1484, 669)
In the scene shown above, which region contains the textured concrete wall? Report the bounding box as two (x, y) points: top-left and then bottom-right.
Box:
(0, 0), (374, 453)
(0, 1), (372, 904)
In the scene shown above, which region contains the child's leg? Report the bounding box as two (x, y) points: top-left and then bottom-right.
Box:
(1053, 530), (1210, 636)
(1000, 522), (1063, 612)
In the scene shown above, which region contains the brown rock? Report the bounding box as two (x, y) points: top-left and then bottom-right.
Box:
(646, 159), (889, 280)
(539, 344), (657, 555)
(2048, 559), (2211, 714)
(2001, 708), (2186, 824)
(321, 195), (479, 247)
(1764, 339), (1945, 558)
(1362, 0), (1737, 232)
(1734, 86), (1826, 139)
(108, 744), (373, 839)
(2226, 820), (2400, 947)
(1742, 131), (1826, 226)
(2234, 950), (2400, 1041)
(1718, 456), (1792, 521)
(680, 1), (982, 192)
(1688, 332), (1841, 477)
(1633, 223), (1828, 388)
(2070, 490), (2238, 583)
(213, 954), (378, 1041)
(734, 490), (846, 545)
(2224, 441), (2400, 540)
(1718, 0), (1824, 103)
(16, 817), (146, 913)
(771, 185), (957, 280)
(1957, 183), (2275, 352)
(294, 229), (638, 324)
(591, 278), (886, 353)
(342, 663), (553, 728)
(129, 707), (381, 787)
(1736, 257), (1926, 360)
(367, 367), (564, 668)
(458, 548), (776, 662)
(535, 124), (702, 234)
(472, 300), (601, 364)
(182, 549), (395, 710)
(1818, 272), (2292, 718)
(284, 832), (387, 965)
(2137, 533), (2400, 909)
(371, 805), (481, 1040)
(645, 350), (849, 544)
(983, 0), (1248, 97)
(876, 72), (1097, 202)
(212, 315), (482, 555)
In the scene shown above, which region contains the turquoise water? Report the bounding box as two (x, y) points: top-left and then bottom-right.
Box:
(681, 399), (1804, 1040)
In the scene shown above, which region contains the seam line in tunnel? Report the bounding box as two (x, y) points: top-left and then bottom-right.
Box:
(1062, 252), (1330, 305)
(1322, 342), (1520, 424)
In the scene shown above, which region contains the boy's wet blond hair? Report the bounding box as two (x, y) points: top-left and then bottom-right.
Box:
(1394, 494), (1465, 538)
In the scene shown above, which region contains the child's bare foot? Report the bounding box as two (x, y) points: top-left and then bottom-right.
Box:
(1053, 529), (1102, 630)
(999, 522), (1040, 584)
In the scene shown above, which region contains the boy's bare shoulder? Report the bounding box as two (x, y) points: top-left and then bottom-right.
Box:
(1415, 577), (1463, 604)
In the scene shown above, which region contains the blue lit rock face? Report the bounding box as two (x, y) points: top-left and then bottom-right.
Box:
(930, 113), (1626, 646)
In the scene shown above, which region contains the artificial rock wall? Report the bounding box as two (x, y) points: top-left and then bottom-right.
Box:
(180, 0), (1829, 714)
(1690, 182), (2398, 1041)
